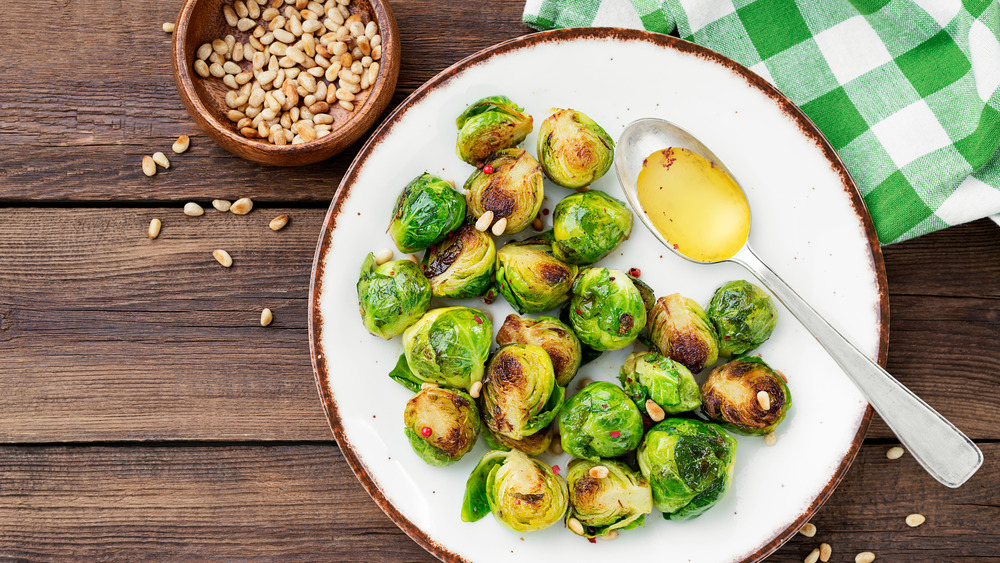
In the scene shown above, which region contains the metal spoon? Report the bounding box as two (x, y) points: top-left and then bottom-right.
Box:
(614, 117), (982, 488)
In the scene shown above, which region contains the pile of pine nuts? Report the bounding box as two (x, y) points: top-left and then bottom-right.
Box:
(192, 0), (383, 145)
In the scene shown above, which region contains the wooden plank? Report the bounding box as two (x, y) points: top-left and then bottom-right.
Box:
(0, 443), (995, 560)
(0, 0), (529, 202)
(1, 209), (998, 442)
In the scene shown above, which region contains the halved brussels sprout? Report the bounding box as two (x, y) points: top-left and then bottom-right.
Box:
(462, 449), (569, 532)
(456, 95), (534, 165)
(537, 108), (615, 189)
(422, 224), (496, 298)
(464, 148), (544, 235)
(388, 173), (466, 253)
(496, 314), (582, 387)
(558, 381), (643, 462)
(481, 343), (565, 441)
(552, 190), (632, 265)
(702, 356), (791, 435)
(619, 351), (702, 415)
(647, 293), (720, 373)
(568, 268), (647, 351)
(707, 280), (778, 357)
(357, 253), (432, 339)
(483, 422), (555, 456)
(637, 418), (737, 520)
(566, 459), (652, 538)
(390, 307), (493, 391)
(403, 387), (480, 466)
(495, 236), (578, 313)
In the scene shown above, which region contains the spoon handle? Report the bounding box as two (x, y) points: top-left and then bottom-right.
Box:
(733, 246), (982, 488)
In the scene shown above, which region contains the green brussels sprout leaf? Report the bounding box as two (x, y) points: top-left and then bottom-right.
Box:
(388, 353), (422, 393)
(461, 450), (507, 523)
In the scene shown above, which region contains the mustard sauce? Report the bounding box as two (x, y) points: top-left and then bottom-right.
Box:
(636, 147), (750, 262)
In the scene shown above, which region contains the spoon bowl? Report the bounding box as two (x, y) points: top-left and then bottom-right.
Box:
(614, 117), (983, 488)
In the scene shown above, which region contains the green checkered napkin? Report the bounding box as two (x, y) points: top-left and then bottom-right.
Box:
(523, 0), (1000, 244)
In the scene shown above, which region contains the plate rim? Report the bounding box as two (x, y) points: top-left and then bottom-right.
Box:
(308, 27), (889, 563)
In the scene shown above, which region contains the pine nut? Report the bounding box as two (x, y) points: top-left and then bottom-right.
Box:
(491, 217), (507, 236)
(469, 381), (482, 399)
(799, 522), (817, 537)
(905, 514), (925, 527)
(338, 100), (354, 111)
(356, 35), (371, 56)
(309, 101), (329, 114)
(273, 28), (295, 43)
(532, 217), (543, 231)
(474, 211), (493, 231)
(577, 377), (593, 390)
(183, 202), (205, 216)
(805, 548), (820, 563)
(365, 21), (378, 38)
(567, 517), (584, 536)
(234, 0), (248, 18)
(247, 0), (260, 18)
(374, 248), (393, 265)
(162, 22), (175, 33)
(263, 7), (279, 20)
(314, 113), (333, 125)
(419, 382), (438, 391)
(141, 156), (157, 177)
(261, 308), (274, 326)
(213, 249), (233, 268)
(237, 17), (256, 32)
(886, 446), (904, 460)
(335, 89), (354, 102)
(230, 197), (254, 215)
(757, 390), (771, 410)
(223, 74), (238, 89)
(371, 44), (381, 60)
(197, 43), (213, 60)
(148, 218), (162, 239)
(764, 432), (777, 446)
(855, 553), (875, 563)
(819, 543), (832, 562)
(302, 19), (324, 33)
(600, 529), (619, 541)
(588, 465), (609, 479)
(212, 39), (229, 55)
(645, 399), (665, 422)
(212, 199), (232, 212)
(549, 438), (562, 455)
(371, 34), (381, 48)
(152, 152), (170, 169)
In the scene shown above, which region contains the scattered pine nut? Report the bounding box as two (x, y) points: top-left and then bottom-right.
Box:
(600, 530), (618, 541)
(142, 156), (157, 177)
(905, 513), (925, 527)
(577, 377), (593, 390)
(588, 465), (609, 479)
(474, 210), (493, 232)
(420, 382), (438, 390)
(260, 308), (273, 326)
(566, 517), (584, 536)
(212, 199), (232, 212)
(819, 543), (832, 562)
(799, 522), (817, 537)
(152, 152), (170, 169)
(230, 197), (254, 215)
(468, 381), (482, 399)
(855, 552), (875, 563)
(549, 438), (563, 455)
(886, 446), (904, 460)
(764, 432), (777, 446)
(757, 390), (771, 410)
(269, 214), (289, 231)
(491, 217), (508, 236)
(184, 202), (205, 216)
(532, 217), (543, 231)
(374, 248), (393, 265)
(172, 134), (191, 153)
(148, 218), (162, 239)
(645, 399), (665, 422)
(805, 548), (820, 563)
(405, 254), (419, 263)
(213, 249), (233, 268)
(162, 22), (175, 33)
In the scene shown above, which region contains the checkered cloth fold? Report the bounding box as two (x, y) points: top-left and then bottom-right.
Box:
(523, 0), (1000, 244)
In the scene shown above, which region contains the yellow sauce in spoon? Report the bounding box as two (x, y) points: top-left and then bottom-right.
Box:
(637, 147), (751, 262)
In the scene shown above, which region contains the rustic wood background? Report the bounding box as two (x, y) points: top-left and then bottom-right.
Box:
(2, 0), (998, 560)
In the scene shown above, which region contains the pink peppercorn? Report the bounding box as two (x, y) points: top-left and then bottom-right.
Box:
(420, 426), (432, 438)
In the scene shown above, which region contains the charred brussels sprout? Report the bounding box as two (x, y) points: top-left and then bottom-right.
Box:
(552, 190), (632, 265)
(558, 381), (643, 462)
(648, 293), (720, 373)
(707, 280), (778, 357)
(422, 225), (495, 298)
(702, 356), (791, 435)
(483, 422), (555, 456)
(388, 173), (466, 253)
(496, 314), (582, 387)
(482, 344), (565, 441)
(566, 459), (652, 538)
(568, 268), (647, 351)
(462, 449), (568, 532)
(464, 149), (544, 234)
(455, 96), (534, 166)
(495, 237), (578, 314)
(629, 273), (657, 316)
(390, 307), (492, 391)
(403, 387), (480, 466)
(637, 418), (737, 520)
(357, 253), (432, 339)
(537, 109), (615, 189)
(619, 351), (702, 415)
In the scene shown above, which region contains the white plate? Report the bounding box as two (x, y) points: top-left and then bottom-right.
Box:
(310, 28), (887, 563)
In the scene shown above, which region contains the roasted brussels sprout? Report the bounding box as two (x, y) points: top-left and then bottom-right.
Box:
(390, 307), (493, 391)
(496, 314), (582, 387)
(647, 293), (720, 373)
(482, 343), (565, 441)
(422, 224), (496, 298)
(464, 148), (544, 234)
(708, 280), (778, 357)
(456, 95), (534, 165)
(568, 268), (647, 351)
(637, 418), (737, 520)
(537, 109), (615, 189)
(552, 190), (632, 265)
(357, 253), (432, 339)
(483, 422), (555, 456)
(462, 449), (568, 532)
(388, 173), (466, 253)
(565, 459), (652, 538)
(702, 356), (791, 435)
(558, 381), (643, 462)
(619, 351), (702, 415)
(403, 387), (480, 466)
(629, 273), (656, 316)
(495, 236), (578, 314)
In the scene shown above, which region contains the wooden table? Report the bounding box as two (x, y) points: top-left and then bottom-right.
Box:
(2, 0), (998, 560)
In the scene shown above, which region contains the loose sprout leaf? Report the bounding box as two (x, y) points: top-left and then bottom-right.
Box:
(461, 451), (507, 522)
(388, 353), (422, 393)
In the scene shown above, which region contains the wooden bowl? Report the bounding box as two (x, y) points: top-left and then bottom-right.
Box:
(171, 0), (399, 166)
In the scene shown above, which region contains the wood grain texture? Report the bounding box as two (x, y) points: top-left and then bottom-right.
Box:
(0, 443), (995, 561)
(0, 0), (529, 201)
